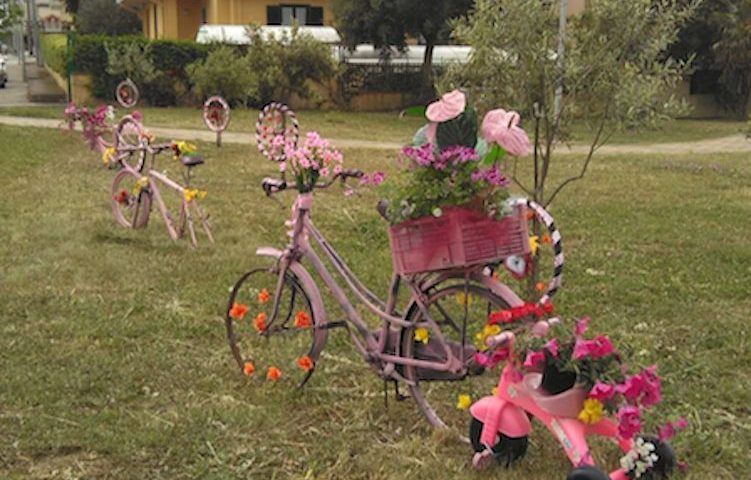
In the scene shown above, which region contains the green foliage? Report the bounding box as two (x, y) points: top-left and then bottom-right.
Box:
(186, 46), (251, 105)
(435, 108), (477, 150)
(40, 34), (67, 77)
(106, 41), (160, 84)
(187, 26), (336, 107)
(441, 0), (697, 209)
(72, 35), (210, 104)
(75, 0), (141, 35)
(0, 0), (22, 33)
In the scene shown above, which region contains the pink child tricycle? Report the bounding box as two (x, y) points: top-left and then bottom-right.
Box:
(469, 327), (676, 480)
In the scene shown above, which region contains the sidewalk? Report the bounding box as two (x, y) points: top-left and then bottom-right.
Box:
(0, 113), (750, 155)
(0, 54), (66, 106)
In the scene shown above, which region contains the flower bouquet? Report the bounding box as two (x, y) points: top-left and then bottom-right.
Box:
(484, 311), (687, 479)
(385, 90), (534, 275)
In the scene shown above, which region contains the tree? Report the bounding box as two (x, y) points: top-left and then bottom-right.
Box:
(441, 0), (696, 289)
(0, 0), (23, 34)
(332, 0), (472, 98)
(670, 0), (751, 117)
(76, 0), (141, 35)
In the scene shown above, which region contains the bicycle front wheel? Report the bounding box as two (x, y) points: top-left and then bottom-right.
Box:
(111, 169), (151, 229)
(401, 280), (509, 436)
(225, 265), (326, 388)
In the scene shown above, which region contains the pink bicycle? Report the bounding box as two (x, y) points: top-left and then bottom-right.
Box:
(224, 169), (564, 434)
(110, 117), (213, 248)
(468, 328), (676, 479)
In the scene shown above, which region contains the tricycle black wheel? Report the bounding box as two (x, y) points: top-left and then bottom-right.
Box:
(566, 466), (609, 480)
(642, 435), (676, 478)
(469, 417), (528, 467)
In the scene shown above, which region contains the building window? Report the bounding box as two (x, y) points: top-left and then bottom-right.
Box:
(267, 5), (324, 26)
(690, 70), (721, 95)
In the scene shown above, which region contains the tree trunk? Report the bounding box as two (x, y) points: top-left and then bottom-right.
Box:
(419, 42), (435, 103)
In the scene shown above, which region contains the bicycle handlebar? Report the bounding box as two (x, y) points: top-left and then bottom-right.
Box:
(261, 169), (364, 196)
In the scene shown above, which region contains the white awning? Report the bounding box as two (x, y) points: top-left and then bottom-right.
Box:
(195, 25), (341, 45)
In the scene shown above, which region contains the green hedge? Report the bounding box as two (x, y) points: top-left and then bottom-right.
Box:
(71, 34), (213, 105)
(41, 33), (68, 77)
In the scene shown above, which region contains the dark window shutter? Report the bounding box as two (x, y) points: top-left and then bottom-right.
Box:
(308, 7), (323, 25)
(267, 6), (282, 25)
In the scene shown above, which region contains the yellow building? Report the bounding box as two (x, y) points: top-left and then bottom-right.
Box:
(118, 0), (333, 41)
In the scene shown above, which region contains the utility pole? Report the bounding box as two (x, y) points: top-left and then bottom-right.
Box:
(554, 0), (567, 119)
(29, 0), (41, 66)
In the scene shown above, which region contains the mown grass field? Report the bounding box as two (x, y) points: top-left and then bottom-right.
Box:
(1, 121), (749, 479)
(0, 105), (747, 145)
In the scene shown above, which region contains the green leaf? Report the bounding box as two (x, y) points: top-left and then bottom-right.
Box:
(436, 107), (478, 150)
(481, 144), (507, 166)
(400, 105), (428, 118)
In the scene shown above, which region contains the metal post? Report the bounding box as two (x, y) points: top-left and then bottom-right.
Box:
(30, 0), (41, 66)
(553, 0), (567, 119)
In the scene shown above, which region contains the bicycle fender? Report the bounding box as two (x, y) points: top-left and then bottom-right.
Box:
(255, 247), (329, 361)
(471, 395), (531, 444)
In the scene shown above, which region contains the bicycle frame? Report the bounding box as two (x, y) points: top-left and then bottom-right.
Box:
(119, 148), (213, 248)
(260, 191), (526, 381)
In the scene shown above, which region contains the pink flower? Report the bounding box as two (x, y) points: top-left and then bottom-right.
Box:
(502, 365), (524, 383)
(617, 405), (642, 439)
(574, 316), (590, 336)
(573, 335), (614, 360)
(523, 350), (546, 368)
(481, 109), (531, 156)
(474, 352), (489, 367)
(426, 89), (466, 122)
(589, 381), (615, 401)
(616, 374), (644, 402)
(639, 365), (662, 407)
(544, 338), (559, 357)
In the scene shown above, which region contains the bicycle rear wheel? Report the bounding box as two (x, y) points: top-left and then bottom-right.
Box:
(111, 169), (151, 229)
(225, 266), (326, 388)
(401, 280), (509, 436)
(114, 115), (147, 171)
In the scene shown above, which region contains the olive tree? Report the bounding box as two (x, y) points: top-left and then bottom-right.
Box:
(442, 0), (698, 208)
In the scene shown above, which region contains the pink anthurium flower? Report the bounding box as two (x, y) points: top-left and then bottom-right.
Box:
(426, 89), (466, 122)
(481, 109), (531, 156)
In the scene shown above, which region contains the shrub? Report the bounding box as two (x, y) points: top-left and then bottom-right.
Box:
(186, 46), (251, 105)
(71, 34), (210, 103)
(41, 33), (67, 76)
(188, 26), (337, 107)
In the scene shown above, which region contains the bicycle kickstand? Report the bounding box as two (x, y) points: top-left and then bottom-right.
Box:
(383, 379), (409, 410)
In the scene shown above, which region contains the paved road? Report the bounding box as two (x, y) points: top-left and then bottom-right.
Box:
(1, 113), (750, 154)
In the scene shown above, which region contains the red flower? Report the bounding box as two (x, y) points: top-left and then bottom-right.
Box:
(294, 311), (311, 328)
(297, 355), (314, 372)
(488, 309), (513, 325)
(254, 312), (268, 332)
(258, 288), (270, 304)
(114, 190), (129, 204)
(229, 303), (249, 320)
(267, 366), (282, 381)
(243, 361), (255, 377)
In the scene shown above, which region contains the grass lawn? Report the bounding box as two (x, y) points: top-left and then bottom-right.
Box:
(1, 104), (747, 145)
(1, 123), (749, 479)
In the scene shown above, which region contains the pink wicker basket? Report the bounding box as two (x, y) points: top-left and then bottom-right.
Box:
(388, 205), (530, 275)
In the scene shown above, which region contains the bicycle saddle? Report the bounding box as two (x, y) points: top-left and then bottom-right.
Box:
(180, 155), (204, 167)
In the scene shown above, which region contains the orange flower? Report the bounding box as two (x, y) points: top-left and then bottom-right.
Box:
(254, 312), (268, 332)
(492, 271), (499, 280)
(297, 355), (314, 372)
(542, 233), (552, 244)
(535, 282), (546, 292)
(243, 361), (255, 377)
(526, 210), (535, 221)
(229, 303), (249, 320)
(258, 288), (270, 304)
(294, 311), (312, 329)
(267, 366), (282, 381)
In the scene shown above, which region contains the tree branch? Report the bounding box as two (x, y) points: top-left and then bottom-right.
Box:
(544, 114), (608, 207)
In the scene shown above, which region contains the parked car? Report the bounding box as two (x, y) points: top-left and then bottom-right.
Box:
(0, 54), (8, 88)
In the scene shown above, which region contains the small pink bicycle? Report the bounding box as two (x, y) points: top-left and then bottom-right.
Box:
(110, 116), (214, 248)
(224, 170), (564, 435)
(469, 328), (676, 479)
